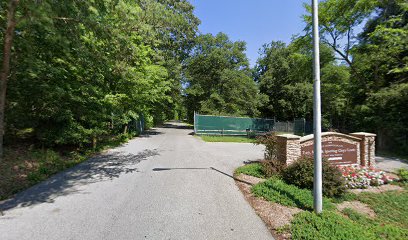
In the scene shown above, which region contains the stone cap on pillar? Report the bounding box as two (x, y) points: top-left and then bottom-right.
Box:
(300, 132), (361, 142)
(350, 132), (377, 137)
(276, 134), (301, 140)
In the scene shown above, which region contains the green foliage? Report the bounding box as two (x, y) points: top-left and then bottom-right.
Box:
(291, 199), (408, 239)
(398, 168), (408, 182)
(291, 211), (377, 240)
(27, 150), (65, 183)
(363, 83), (408, 153)
(342, 208), (408, 239)
(185, 33), (266, 120)
(4, 0), (199, 147)
(252, 177), (335, 211)
(235, 163), (266, 178)
(255, 39), (350, 129)
(282, 157), (346, 197)
(357, 191), (408, 229)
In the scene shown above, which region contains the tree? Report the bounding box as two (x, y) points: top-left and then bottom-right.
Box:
(185, 33), (265, 120)
(2, 0), (200, 150)
(255, 38), (350, 129)
(303, 0), (377, 67)
(0, 0), (19, 158)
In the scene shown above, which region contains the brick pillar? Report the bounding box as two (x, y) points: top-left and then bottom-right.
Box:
(350, 132), (376, 167)
(277, 134), (301, 166)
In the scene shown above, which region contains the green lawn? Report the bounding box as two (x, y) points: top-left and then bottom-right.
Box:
(199, 135), (256, 143)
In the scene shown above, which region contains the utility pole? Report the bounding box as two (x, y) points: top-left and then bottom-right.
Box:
(312, 0), (323, 214)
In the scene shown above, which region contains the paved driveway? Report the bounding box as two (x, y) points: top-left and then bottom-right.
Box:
(0, 122), (273, 240)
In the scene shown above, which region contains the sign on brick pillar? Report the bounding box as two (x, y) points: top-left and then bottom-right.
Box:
(276, 134), (301, 166)
(350, 132), (376, 167)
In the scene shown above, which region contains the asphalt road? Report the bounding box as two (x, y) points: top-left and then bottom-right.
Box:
(0, 122), (273, 240)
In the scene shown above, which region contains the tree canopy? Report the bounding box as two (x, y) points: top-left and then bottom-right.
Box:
(184, 33), (266, 120)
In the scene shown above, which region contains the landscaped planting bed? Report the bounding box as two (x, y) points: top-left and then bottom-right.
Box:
(235, 163), (408, 240)
(339, 165), (395, 189)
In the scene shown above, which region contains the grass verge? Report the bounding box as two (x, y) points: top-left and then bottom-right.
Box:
(252, 178), (335, 211)
(235, 163), (266, 178)
(199, 135), (256, 143)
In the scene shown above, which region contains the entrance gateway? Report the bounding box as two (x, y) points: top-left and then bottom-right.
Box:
(276, 132), (376, 167)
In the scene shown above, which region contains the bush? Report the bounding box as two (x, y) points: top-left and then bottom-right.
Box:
(256, 132), (286, 176)
(398, 168), (408, 182)
(282, 156), (346, 197)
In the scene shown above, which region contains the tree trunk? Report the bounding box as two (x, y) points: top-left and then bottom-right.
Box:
(0, 0), (20, 159)
(123, 124), (128, 134)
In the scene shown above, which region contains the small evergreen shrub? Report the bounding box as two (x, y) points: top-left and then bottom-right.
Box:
(282, 156), (346, 197)
(398, 168), (408, 182)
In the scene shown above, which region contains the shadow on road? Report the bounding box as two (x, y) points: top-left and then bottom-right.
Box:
(161, 122), (193, 130)
(139, 129), (164, 138)
(152, 167), (254, 186)
(0, 150), (159, 212)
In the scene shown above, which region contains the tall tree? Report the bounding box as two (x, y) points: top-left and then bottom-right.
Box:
(303, 0), (377, 67)
(185, 33), (265, 120)
(0, 0), (19, 158)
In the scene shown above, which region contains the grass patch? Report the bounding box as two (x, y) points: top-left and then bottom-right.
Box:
(251, 178), (335, 211)
(357, 191), (408, 229)
(342, 208), (408, 239)
(0, 133), (134, 200)
(292, 211), (377, 239)
(199, 135), (256, 143)
(235, 163), (266, 178)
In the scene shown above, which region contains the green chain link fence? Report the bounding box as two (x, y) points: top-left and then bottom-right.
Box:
(194, 113), (312, 136)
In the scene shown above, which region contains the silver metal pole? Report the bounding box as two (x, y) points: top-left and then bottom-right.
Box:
(312, 0), (323, 214)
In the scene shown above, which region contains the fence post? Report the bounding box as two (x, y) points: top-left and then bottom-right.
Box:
(193, 111), (197, 134)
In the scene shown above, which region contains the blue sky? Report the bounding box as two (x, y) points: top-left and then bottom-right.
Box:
(191, 0), (309, 67)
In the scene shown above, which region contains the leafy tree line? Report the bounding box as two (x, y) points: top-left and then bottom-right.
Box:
(184, 33), (266, 121)
(183, 0), (407, 154)
(254, 0), (407, 154)
(1, 0), (407, 157)
(0, 0), (199, 156)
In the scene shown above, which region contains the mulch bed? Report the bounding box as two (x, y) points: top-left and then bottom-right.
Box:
(235, 174), (302, 240)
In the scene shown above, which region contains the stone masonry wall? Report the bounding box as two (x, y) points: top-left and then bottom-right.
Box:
(276, 132), (376, 167)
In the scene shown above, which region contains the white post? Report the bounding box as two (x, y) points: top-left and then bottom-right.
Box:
(194, 111), (197, 134)
(312, 0), (323, 214)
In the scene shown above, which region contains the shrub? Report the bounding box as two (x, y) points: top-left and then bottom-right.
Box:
(256, 132), (286, 176)
(398, 168), (408, 182)
(339, 166), (395, 189)
(260, 160), (283, 178)
(282, 156), (346, 197)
